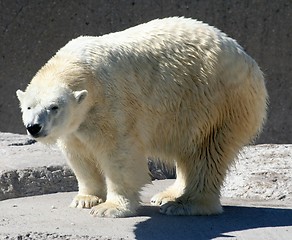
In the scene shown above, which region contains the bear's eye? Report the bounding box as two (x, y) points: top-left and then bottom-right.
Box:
(27, 107), (31, 110)
(50, 105), (59, 111)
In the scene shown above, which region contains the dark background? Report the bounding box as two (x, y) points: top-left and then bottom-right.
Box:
(0, 0), (291, 143)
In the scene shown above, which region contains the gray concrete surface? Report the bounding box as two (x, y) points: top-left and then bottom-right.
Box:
(0, 182), (292, 240)
(0, 0), (292, 143)
(0, 132), (291, 239)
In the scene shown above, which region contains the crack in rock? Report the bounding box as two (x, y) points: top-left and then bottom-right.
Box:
(8, 139), (37, 146)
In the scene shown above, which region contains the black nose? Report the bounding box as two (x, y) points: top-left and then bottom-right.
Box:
(26, 124), (42, 137)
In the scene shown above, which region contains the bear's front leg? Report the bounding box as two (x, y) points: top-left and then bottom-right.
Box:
(68, 159), (106, 209)
(90, 150), (150, 218)
(69, 163), (106, 209)
(59, 138), (107, 209)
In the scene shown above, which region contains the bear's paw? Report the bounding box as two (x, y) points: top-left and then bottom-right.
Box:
(159, 200), (223, 216)
(70, 194), (103, 209)
(90, 202), (134, 218)
(150, 190), (177, 206)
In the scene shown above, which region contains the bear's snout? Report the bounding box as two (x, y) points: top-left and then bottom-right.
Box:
(26, 123), (42, 137)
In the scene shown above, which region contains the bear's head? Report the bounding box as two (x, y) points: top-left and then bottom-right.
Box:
(16, 82), (88, 144)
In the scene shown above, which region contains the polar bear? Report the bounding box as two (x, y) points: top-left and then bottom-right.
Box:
(16, 17), (267, 217)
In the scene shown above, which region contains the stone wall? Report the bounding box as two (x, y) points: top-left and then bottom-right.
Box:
(0, 0), (291, 143)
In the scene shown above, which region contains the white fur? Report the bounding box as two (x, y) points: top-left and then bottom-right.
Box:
(17, 17), (268, 217)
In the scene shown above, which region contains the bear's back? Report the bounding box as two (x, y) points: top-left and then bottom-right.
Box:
(60, 17), (240, 75)
(56, 17), (264, 114)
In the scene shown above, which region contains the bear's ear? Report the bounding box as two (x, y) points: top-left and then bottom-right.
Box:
(74, 90), (88, 104)
(16, 90), (25, 103)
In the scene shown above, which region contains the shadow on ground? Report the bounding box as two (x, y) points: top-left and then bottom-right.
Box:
(134, 205), (292, 240)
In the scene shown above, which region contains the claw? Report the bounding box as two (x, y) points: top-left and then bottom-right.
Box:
(70, 194), (103, 209)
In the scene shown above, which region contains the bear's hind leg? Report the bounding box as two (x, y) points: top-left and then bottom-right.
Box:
(159, 157), (223, 215)
(159, 131), (238, 216)
(151, 161), (223, 215)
